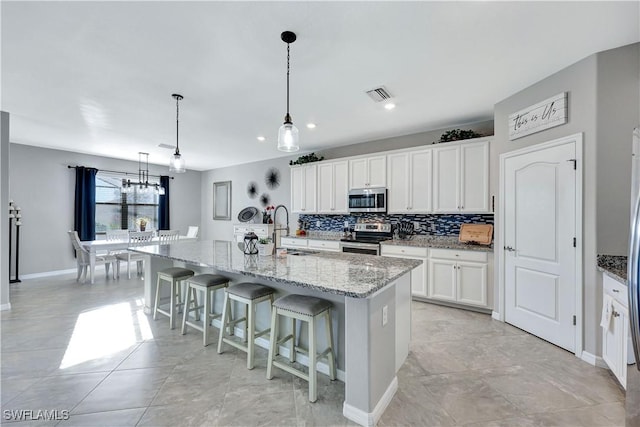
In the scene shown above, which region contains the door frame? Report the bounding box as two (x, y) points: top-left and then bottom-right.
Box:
(498, 133), (583, 358)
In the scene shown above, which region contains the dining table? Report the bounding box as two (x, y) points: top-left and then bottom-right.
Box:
(81, 235), (197, 284)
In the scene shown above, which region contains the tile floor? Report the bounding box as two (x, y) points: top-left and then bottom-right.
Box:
(1, 272), (625, 426)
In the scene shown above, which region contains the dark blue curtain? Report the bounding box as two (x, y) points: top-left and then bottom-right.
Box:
(158, 175), (170, 230)
(74, 167), (98, 241)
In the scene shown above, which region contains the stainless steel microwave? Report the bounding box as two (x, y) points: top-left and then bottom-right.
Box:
(348, 188), (387, 213)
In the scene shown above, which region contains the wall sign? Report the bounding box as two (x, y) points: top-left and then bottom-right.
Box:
(509, 92), (567, 140)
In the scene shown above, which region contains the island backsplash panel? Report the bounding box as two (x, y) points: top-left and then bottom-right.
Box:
(299, 213), (494, 236)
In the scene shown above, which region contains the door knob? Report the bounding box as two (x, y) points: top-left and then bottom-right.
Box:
(504, 246), (516, 252)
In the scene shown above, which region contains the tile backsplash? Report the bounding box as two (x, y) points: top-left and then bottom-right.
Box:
(298, 213), (494, 236)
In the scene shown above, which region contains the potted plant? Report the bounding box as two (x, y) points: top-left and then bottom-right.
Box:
(257, 237), (274, 256)
(135, 217), (150, 232)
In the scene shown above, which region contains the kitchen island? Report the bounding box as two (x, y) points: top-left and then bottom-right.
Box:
(132, 240), (421, 427)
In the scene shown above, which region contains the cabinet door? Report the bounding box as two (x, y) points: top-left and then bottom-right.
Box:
(428, 259), (456, 301)
(291, 167), (305, 213)
(410, 149), (432, 212)
(460, 140), (489, 212)
(456, 261), (487, 307)
(317, 163), (334, 213)
(303, 164), (317, 213)
(387, 152), (410, 213)
(349, 158), (368, 189)
(411, 257), (428, 297)
(433, 145), (460, 213)
(367, 155), (387, 188)
(333, 161), (349, 213)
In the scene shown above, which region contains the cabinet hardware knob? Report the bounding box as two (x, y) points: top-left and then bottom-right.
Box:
(612, 311), (620, 318)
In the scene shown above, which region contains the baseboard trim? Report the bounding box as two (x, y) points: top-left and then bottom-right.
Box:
(21, 268), (78, 280)
(211, 318), (346, 382)
(581, 351), (607, 368)
(0, 303), (11, 311)
(491, 311), (501, 321)
(343, 376), (398, 427)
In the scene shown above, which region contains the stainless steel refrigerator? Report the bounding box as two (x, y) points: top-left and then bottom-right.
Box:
(627, 127), (640, 427)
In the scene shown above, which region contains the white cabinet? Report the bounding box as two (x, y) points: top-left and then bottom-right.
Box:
(433, 139), (490, 213)
(307, 239), (341, 252)
(602, 273), (632, 388)
(291, 164), (317, 213)
(317, 161), (348, 214)
(428, 249), (488, 307)
(281, 237), (308, 249)
(387, 149), (432, 214)
(349, 155), (386, 189)
(380, 245), (428, 297)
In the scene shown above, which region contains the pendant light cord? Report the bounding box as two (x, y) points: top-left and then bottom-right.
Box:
(286, 43), (291, 117)
(175, 96), (180, 155)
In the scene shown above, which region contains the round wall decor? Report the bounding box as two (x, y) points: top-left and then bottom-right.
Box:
(247, 181), (258, 198)
(260, 193), (271, 207)
(265, 168), (280, 190)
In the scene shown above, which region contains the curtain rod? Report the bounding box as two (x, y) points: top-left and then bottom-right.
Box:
(67, 165), (175, 180)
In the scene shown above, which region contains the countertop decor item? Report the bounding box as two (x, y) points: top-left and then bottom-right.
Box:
(277, 31), (300, 152)
(433, 129), (482, 144)
(289, 152), (324, 166)
(458, 223), (493, 245)
(265, 168), (280, 189)
(168, 93), (186, 173)
(237, 206), (259, 223)
(243, 232), (259, 255)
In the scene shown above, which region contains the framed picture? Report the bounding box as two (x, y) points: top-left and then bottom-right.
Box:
(213, 181), (232, 220)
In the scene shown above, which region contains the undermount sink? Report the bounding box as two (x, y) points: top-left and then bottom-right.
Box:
(287, 250), (319, 256)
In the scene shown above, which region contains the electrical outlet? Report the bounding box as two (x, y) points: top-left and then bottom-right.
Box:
(382, 305), (388, 326)
(316, 220), (321, 227)
(430, 223), (437, 233)
(413, 221), (421, 231)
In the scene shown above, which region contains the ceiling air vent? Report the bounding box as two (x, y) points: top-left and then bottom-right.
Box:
(158, 143), (175, 149)
(365, 86), (392, 103)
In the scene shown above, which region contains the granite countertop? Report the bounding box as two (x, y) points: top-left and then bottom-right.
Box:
(597, 254), (627, 284)
(284, 233), (343, 242)
(381, 236), (494, 252)
(132, 240), (422, 298)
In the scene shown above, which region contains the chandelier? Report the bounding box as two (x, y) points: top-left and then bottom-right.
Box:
(122, 152), (165, 195)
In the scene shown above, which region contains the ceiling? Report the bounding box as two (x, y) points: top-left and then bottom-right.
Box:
(2, 1), (639, 171)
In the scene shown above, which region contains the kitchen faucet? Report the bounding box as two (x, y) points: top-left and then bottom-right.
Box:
(272, 204), (290, 246)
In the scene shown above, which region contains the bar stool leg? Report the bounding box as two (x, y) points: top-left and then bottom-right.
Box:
(181, 283), (191, 335)
(266, 306), (278, 380)
(153, 276), (162, 320)
(217, 293), (230, 354)
(325, 311), (336, 380)
(247, 301), (256, 369)
(203, 288), (211, 346)
(289, 317), (296, 362)
(309, 315), (317, 403)
(169, 280), (177, 330)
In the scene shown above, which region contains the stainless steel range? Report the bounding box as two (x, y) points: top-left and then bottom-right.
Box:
(340, 222), (392, 256)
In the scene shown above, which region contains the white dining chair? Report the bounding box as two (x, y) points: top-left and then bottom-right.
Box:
(186, 226), (199, 238)
(115, 231), (154, 279)
(68, 231), (116, 283)
(105, 229), (130, 255)
(158, 229), (180, 243)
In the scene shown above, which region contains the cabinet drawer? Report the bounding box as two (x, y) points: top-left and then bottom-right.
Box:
(307, 239), (340, 252)
(281, 237), (308, 248)
(381, 245), (428, 258)
(603, 274), (628, 306)
(429, 248), (488, 263)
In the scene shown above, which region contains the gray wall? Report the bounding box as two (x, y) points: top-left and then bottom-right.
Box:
(201, 120), (494, 241)
(8, 144), (202, 275)
(1, 112), (10, 309)
(493, 42), (639, 356)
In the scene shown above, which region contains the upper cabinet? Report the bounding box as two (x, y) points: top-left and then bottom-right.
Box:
(349, 155), (386, 189)
(317, 160), (349, 214)
(433, 139), (490, 213)
(387, 149), (432, 214)
(291, 164), (317, 213)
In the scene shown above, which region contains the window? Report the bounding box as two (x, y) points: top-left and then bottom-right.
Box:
(95, 173), (160, 234)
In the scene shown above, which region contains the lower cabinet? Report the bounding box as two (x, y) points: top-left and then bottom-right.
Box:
(281, 237), (340, 253)
(280, 237), (308, 249)
(380, 245), (428, 297)
(428, 249), (488, 308)
(602, 273), (631, 388)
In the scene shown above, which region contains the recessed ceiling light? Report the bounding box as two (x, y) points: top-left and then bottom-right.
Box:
(306, 123), (316, 129)
(384, 103), (396, 110)
(257, 136), (266, 142)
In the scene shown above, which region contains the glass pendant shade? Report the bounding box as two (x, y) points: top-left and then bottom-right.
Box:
(169, 152), (186, 173)
(277, 122), (299, 152)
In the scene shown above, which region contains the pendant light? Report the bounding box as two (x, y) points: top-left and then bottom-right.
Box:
(169, 93), (186, 173)
(277, 31), (299, 152)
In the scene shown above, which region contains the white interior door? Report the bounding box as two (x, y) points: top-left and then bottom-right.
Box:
(504, 139), (577, 352)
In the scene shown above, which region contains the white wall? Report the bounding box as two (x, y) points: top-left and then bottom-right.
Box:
(1, 112), (10, 310)
(493, 42), (639, 356)
(8, 144), (202, 275)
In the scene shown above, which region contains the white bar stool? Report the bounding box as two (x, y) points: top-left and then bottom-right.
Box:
(217, 282), (275, 369)
(181, 274), (230, 346)
(153, 267), (195, 329)
(266, 294), (336, 402)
